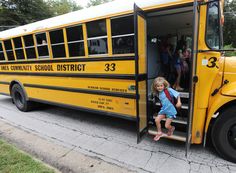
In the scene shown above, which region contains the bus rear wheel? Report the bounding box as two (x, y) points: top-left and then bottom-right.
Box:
(211, 107), (236, 163)
(11, 84), (32, 112)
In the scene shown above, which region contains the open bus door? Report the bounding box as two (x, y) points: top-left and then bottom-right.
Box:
(134, 4), (148, 143)
(186, 0), (200, 156)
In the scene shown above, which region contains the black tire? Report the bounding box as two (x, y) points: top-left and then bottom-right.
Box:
(11, 84), (32, 112)
(211, 107), (236, 163)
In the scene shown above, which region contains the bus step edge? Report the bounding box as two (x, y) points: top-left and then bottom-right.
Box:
(148, 129), (186, 142)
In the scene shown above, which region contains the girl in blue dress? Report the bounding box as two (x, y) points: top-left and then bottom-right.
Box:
(152, 77), (182, 141)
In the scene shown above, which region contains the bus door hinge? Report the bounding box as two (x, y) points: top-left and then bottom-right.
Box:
(211, 79), (229, 96)
(193, 75), (198, 83)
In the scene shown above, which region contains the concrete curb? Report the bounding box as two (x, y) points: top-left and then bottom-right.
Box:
(0, 120), (136, 173)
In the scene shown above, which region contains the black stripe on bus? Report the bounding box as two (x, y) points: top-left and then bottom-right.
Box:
(0, 56), (135, 65)
(0, 81), (10, 85)
(29, 97), (136, 121)
(0, 92), (10, 96)
(0, 72), (135, 79)
(24, 83), (137, 99)
(0, 72), (147, 81)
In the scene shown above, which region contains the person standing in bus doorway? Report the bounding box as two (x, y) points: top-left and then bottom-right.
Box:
(152, 77), (182, 141)
(160, 40), (172, 80)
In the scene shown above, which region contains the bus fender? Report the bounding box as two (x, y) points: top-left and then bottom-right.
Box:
(221, 81), (236, 97)
(9, 80), (29, 101)
(204, 94), (235, 135)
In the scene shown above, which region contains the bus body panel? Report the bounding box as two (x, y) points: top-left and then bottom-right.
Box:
(0, 60), (135, 75)
(205, 94), (235, 134)
(191, 4), (222, 144)
(222, 57), (236, 96)
(0, 83), (10, 95)
(25, 86), (136, 117)
(0, 75), (136, 94)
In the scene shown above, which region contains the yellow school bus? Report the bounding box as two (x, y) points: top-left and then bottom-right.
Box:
(0, 0), (235, 162)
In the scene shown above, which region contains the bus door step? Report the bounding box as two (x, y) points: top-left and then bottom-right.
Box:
(148, 127), (186, 142)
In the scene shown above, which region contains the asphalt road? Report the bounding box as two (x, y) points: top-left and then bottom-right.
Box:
(0, 95), (235, 173)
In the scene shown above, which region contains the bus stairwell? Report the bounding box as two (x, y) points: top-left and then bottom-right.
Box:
(148, 91), (189, 142)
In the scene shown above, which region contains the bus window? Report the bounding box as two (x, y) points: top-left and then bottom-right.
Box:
(66, 25), (85, 57)
(23, 35), (37, 59)
(0, 42), (5, 61)
(36, 33), (49, 58)
(13, 37), (25, 60)
(4, 39), (15, 61)
(111, 15), (134, 54)
(49, 29), (66, 58)
(86, 19), (108, 55)
(206, 1), (220, 49)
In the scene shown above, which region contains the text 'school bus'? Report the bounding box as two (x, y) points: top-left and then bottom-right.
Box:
(0, 0), (235, 162)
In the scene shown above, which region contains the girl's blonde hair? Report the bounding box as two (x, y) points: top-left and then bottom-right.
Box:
(152, 77), (170, 93)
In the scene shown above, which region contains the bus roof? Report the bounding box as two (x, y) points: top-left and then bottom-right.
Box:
(0, 0), (193, 39)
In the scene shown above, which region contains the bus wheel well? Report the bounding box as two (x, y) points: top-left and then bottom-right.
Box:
(9, 81), (28, 100)
(206, 100), (236, 146)
(9, 81), (18, 95)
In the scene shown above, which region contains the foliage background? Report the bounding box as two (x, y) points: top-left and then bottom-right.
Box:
(0, 0), (112, 31)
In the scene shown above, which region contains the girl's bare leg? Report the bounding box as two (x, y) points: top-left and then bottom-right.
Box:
(155, 115), (165, 133)
(165, 118), (175, 136)
(165, 118), (173, 130)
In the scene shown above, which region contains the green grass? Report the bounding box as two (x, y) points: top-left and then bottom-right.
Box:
(0, 139), (55, 173)
(224, 44), (236, 57)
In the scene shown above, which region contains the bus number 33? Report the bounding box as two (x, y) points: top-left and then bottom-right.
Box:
(105, 63), (116, 71)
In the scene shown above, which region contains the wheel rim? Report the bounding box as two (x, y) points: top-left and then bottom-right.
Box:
(228, 124), (236, 150)
(14, 91), (24, 108)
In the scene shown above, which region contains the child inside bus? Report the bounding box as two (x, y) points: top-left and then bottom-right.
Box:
(152, 77), (182, 141)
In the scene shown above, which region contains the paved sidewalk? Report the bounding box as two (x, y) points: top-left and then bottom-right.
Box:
(0, 120), (136, 173)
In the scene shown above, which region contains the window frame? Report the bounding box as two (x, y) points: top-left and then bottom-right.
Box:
(13, 36), (26, 60)
(0, 41), (6, 61)
(86, 19), (108, 56)
(4, 39), (15, 61)
(23, 34), (37, 60)
(49, 28), (67, 59)
(66, 24), (85, 58)
(35, 32), (50, 59)
(205, 0), (221, 50)
(110, 15), (135, 55)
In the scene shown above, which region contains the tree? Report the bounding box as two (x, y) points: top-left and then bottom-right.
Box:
(0, 0), (54, 31)
(223, 0), (236, 48)
(47, 0), (82, 16)
(86, 0), (113, 7)
(0, 0), (83, 31)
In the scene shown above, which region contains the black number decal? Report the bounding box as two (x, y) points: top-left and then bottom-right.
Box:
(105, 63), (110, 71)
(105, 63), (116, 71)
(207, 57), (218, 68)
(110, 63), (116, 71)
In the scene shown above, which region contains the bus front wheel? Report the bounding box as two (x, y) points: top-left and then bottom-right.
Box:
(211, 107), (236, 163)
(11, 84), (32, 112)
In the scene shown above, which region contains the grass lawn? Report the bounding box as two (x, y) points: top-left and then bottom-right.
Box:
(0, 139), (55, 173)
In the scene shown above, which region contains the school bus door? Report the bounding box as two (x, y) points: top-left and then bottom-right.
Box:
(134, 4), (148, 142)
(186, 0), (200, 155)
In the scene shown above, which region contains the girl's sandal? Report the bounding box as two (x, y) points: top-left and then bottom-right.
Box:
(153, 132), (166, 141)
